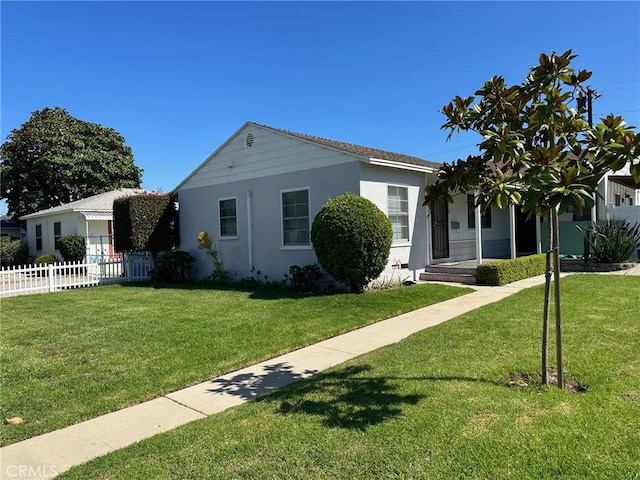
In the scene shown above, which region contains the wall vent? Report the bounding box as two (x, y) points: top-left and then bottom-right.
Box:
(246, 133), (254, 147)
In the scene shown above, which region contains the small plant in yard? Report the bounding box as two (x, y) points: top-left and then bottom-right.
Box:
(197, 231), (230, 282)
(366, 265), (411, 291)
(33, 254), (58, 276)
(579, 219), (640, 263)
(157, 250), (195, 283)
(288, 264), (321, 293)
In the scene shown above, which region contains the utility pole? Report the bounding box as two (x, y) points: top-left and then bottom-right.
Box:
(577, 86), (603, 246)
(576, 86), (601, 127)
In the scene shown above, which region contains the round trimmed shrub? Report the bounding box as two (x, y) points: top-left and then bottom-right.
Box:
(58, 235), (86, 262)
(311, 192), (393, 293)
(34, 254), (58, 265)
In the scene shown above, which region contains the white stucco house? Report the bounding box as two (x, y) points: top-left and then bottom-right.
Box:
(174, 122), (544, 283)
(21, 188), (151, 262)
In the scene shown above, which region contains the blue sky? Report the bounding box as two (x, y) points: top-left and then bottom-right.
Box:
(2, 1), (639, 214)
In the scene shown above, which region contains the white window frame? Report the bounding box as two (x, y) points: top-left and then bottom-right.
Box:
(281, 187), (311, 250)
(35, 224), (43, 251)
(388, 185), (410, 244)
(53, 221), (62, 250)
(467, 194), (492, 229)
(218, 196), (238, 239)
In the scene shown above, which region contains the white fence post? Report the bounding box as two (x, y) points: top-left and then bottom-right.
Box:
(48, 264), (55, 292)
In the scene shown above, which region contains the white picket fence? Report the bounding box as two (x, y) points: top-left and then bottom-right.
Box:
(0, 255), (154, 298)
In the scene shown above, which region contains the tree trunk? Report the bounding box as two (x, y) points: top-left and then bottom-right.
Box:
(551, 208), (564, 389)
(542, 211), (552, 385)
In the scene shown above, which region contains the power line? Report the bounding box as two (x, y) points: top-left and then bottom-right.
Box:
(423, 143), (477, 158)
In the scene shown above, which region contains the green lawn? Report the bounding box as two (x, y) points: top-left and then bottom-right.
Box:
(0, 281), (470, 446)
(57, 275), (640, 479)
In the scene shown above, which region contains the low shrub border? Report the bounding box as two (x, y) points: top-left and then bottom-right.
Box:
(476, 253), (546, 286)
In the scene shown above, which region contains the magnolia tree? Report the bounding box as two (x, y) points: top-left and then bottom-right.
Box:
(424, 50), (640, 388)
(1, 107), (142, 218)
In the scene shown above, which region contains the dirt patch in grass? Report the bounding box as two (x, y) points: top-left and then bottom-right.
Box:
(506, 368), (588, 393)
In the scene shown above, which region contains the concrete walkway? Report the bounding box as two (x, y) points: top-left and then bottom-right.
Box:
(0, 272), (627, 479)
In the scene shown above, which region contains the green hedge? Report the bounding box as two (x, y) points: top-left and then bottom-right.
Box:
(476, 254), (546, 286)
(113, 194), (175, 253)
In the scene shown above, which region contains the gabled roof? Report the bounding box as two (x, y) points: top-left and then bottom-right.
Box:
(259, 123), (441, 171)
(21, 188), (152, 220)
(173, 122), (441, 192)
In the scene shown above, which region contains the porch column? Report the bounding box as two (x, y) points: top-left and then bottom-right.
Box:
(85, 219), (90, 260)
(509, 204), (517, 259)
(535, 215), (542, 254)
(603, 177), (610, 221)
(474, 189), (483, 265)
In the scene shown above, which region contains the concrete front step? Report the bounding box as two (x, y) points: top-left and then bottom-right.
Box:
(419, 271), (477, 284)
(424, 265), (477, 275)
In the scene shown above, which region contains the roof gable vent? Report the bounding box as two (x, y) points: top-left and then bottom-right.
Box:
(246, 133), (254, 147)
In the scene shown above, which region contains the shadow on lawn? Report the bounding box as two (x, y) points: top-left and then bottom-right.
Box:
(207, 363), (515, 431)
(256, 365), (425, 431)
(119, 280), (330, 301)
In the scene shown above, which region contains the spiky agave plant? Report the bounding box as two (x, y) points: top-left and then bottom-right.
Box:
(580, 219), (640, 263)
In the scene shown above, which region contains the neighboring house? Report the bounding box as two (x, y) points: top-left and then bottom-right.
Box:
(0, 216), (26, 241)
(543, 168), (640, 256)
(21, 188), (151, 262)
(174, 122), (534, 283)
(608, 175), (638, 207)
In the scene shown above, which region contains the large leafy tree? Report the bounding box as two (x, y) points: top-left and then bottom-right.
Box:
(1, 107), (143, 218)
(425, 50), (640, 388)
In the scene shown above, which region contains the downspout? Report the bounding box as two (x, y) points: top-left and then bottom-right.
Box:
(474, 189), (483, 265)
(247, 191), (254, 275)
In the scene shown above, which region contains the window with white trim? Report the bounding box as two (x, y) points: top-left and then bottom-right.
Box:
(282, 189), (310, 246)
(53, 222), (62, 250)
(388, 186), (409, 242)
(219, 198), (237, 237)
(35, 224), (43, 251)
(467, 194), (492, 229)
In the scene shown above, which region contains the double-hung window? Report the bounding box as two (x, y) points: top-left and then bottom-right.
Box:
(467, 194), (492, 229)
(53, 222), (62, 250)
(35, 224), (43, 251)
(388, 186), (409, 243)
(219, 198), (237, 237)
(282, 189), (310, 247)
